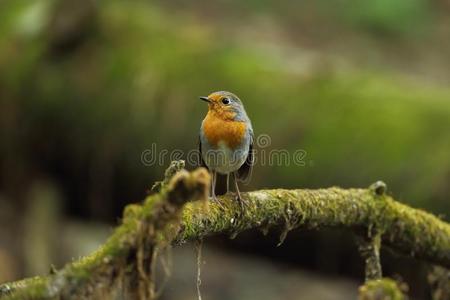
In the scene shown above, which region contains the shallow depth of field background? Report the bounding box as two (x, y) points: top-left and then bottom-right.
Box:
(1, 0), (449, 299)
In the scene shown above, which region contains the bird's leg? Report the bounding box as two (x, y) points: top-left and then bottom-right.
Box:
(210, 170), (225, 209)
(233, 172), (247, 209)
(209, 170), (213, 196)
(211, 170), (217, 201)
(226, 173), (230, 194)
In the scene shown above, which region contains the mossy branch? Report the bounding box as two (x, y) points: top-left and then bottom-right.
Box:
(177, 180), (450, 269)
(358, 233), (383, 281)
(1, 162), (449, 300)
(358, 278), (405, 300)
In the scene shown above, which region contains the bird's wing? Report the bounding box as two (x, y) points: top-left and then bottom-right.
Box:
(198, 135), (208, 170)
(237, 130), (254, 182)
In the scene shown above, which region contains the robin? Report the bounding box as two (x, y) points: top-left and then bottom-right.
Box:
(198, 91), (254, 206)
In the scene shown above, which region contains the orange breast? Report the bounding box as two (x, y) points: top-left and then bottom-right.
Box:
(203, 112), (247, 149)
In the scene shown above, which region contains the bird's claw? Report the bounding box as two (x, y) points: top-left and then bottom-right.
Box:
(235, 194), (248, 210)
(210, 196), (225, 210)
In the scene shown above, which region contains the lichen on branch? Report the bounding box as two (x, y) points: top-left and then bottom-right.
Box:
(178, 184), (450, 269)
(358, 278), (405, 300)
(1, 161), (449, 300)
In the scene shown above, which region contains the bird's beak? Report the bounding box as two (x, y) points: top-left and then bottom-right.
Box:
(199, 96), (211, 103)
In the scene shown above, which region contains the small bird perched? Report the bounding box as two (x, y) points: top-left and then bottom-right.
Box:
(198, 91), (254, 206)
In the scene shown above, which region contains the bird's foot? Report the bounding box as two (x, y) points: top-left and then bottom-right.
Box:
(235, 193), (248, 210)
(210, 195), (225, 210)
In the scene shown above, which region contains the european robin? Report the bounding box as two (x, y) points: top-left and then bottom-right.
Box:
(198, 91), (254, 206)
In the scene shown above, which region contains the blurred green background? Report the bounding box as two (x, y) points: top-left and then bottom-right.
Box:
(0, 0), (449, 299)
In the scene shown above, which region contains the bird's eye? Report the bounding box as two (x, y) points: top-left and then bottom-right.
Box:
(222, 98), (230, 105)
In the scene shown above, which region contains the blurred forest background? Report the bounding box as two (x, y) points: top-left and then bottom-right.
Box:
(0, 0), (449, 299)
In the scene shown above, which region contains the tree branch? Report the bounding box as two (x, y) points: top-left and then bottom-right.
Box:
(1, 162), (449, 299)
(358, 278), (404, 300)
(358, 233), (383, 281)
(177, 181), (450, 268)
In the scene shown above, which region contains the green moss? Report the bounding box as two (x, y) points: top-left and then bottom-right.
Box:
(177, 186), (450, 268)
(358, 278), (405, 300)
(383, 198), (450, 265)
(2, 169), (449, 299)
(0, 277), (50, 300)
(123, 204), (143, 220)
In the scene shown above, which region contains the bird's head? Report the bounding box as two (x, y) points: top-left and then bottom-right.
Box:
(199, 91), (246, 121)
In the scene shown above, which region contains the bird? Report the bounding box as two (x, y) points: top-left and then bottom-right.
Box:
(198, 91), (254, 207)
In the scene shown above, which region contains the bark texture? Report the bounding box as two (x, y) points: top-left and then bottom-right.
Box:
(0, 162), (449, 300)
